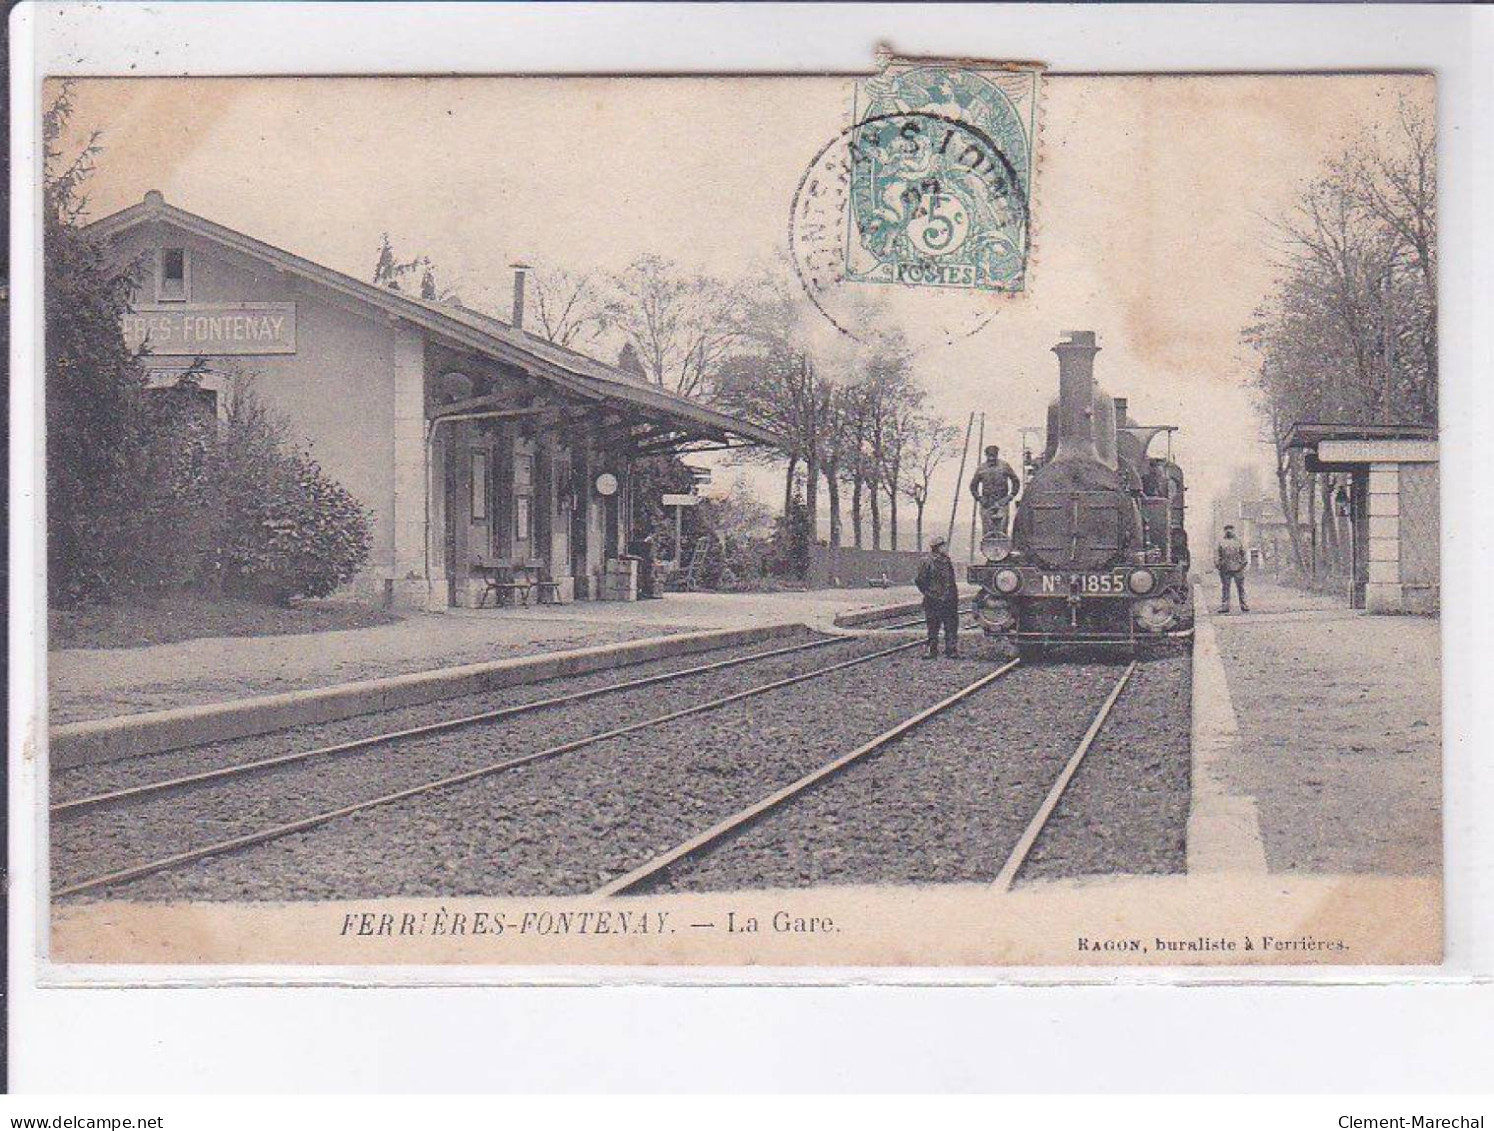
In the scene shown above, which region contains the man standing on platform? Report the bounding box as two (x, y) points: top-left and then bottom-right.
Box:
(969, 445), (1022, 538)
(1215, 524), (1250, 613)
(915, 536), (960, 659)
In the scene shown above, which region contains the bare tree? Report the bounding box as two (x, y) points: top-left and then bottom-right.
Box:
(858, 344), (919, 550)
(372, 234), (459, 303)
(1344, 100), (1437, 405)
(608, 255), (749, 399)
(1244, 104), (1436, 585)
(899, 416), (960, 551)
(715, 342), (819, 535)
(527, 266), (614, 348)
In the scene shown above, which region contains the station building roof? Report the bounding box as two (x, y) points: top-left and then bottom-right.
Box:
(87, 191), (783, 451)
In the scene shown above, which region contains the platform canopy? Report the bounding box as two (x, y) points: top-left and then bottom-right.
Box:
(1284, 422), (1437, 470)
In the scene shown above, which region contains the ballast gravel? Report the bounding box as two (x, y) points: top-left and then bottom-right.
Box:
(654, 654), (1192, 891)
(650, 661), (1126, 891)
(1019, 654), (1192, 880)
(56, 635), (1002, 900)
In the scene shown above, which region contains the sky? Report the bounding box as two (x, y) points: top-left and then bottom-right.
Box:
(56, 72), (1433, 552)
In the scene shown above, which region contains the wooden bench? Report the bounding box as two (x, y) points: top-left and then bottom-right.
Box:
(518, 565), (562, 605)
(472, 563), (562, 607)
(472, 563), (529, 608)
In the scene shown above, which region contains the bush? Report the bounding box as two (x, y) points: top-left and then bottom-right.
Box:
(196, 381), (372, 605)
(220, 449), (374, 604)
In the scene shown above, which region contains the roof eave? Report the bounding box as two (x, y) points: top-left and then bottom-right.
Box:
(86, 199), (783, 449)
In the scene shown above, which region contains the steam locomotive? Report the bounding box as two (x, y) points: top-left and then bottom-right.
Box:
(968, 330), (1194, 657)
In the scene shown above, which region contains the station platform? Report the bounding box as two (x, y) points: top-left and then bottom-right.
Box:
(47, 587), (921, 726)
(1189, 576), (1441, 878)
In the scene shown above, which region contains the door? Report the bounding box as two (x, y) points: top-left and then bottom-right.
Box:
(468, 444), (492, 565)
(1027, 492), (1127, 570)
(512, 443), (536, 565)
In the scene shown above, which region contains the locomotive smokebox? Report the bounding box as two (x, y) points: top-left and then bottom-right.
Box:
(1052, 330), (1101, 464)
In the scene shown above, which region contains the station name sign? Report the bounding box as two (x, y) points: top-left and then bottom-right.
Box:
(123, 303), (297, 356)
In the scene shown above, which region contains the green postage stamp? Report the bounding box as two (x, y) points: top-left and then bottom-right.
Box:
(843, 62), (1040, 293)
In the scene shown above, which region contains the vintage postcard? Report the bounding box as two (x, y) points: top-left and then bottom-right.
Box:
(33, 61), (1441, 971)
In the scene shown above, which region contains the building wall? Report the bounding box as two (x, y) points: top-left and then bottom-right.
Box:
(110, 216), (656, 610)
(1364, 459), (1440, 615)
(113, 223), (402, 594)
(1398, 462), (1440, 612)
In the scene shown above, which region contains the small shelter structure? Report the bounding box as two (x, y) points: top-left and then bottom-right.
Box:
(1285, 423), (1438, 613)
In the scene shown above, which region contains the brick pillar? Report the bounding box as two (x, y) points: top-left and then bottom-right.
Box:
(1364, 462), (1401, 613)
(391, 326), (430, 607)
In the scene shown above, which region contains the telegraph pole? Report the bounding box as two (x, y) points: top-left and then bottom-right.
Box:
(968, 412), (986, 562)
(947, 411), (976, 548)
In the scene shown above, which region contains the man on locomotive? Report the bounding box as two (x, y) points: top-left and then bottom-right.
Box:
(1215, 524), (1250, 613)
(969, 445), (1022, 537)
(915, 536), (961, 659)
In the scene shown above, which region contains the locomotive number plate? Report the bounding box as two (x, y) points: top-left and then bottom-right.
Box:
(1035, 571), (1129, 596)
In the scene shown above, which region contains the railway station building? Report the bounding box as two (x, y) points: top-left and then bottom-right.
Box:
(88, 192), (776, 611)
(1285, 422), (1439, 614)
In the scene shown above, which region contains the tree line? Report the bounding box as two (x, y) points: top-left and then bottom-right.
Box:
(1243, 101), (1435, 579)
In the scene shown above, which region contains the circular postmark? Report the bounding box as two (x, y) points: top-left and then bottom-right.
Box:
(789, 109), (1030, 347)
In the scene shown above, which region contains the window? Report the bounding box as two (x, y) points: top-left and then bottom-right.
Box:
(158, 247), (188, 301)
(514, 496), (532, 543)
(470, 451), (489, 521)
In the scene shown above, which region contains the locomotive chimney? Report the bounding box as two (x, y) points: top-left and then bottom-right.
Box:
(1113, 396), (1129, 426)
(511, 262), (531, 333)
(1051, 330), (1101, 463)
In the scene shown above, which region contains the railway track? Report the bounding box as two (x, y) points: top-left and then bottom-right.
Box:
(53, 635), (926, 898)
(594, 658), (1024, 896)
(52, 633), (856, 816)
(606, 660), (1139, 895)
(991, 661), (1137, 889)
(56, 629), (1147, 901)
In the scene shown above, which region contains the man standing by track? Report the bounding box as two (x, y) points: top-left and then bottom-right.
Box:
(1215, 523), (1250, 613)
(915, 536), (961, 659)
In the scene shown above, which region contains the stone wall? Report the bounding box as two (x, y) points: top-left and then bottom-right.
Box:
(1398, 462), (1440, 612)
(1366, 459), (1440, 614)
(807, 544), (927, 588)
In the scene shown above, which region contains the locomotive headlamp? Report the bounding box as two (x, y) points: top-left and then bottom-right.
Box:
(1127, 569), (1156, 595)
(980, 532), (1012, 562)
(994, 568), (1022, 594)
(1134, 596), (1178, 632)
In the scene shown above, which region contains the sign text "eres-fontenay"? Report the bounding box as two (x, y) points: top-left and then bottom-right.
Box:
(123, 303), (297, 356)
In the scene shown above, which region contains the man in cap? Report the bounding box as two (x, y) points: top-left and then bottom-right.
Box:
(915, 535), (961, 659)
(1215, 523), (1250, 613)
(969, 445), (1022, 538)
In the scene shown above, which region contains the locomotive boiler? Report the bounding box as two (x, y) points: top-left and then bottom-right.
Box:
(968, 330), (1194, 656)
